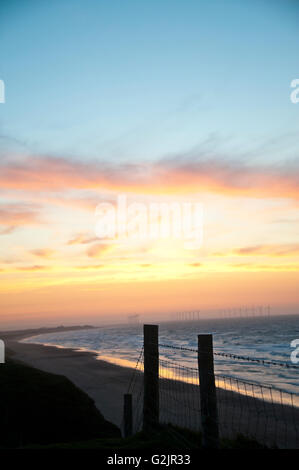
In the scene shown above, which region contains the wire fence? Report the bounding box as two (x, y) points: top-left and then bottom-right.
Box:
(124, 338), (299, 449)
(214, 373), (299, 448)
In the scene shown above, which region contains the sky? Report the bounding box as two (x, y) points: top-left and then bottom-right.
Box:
(0, 0), (299, 328)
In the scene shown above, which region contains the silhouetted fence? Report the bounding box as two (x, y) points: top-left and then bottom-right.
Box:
(123, 324), (299, 449)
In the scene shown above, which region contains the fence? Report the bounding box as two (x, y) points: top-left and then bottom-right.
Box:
(123, 324), (299, 449)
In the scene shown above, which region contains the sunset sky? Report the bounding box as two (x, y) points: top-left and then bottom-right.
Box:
(0, 0), (299, 328)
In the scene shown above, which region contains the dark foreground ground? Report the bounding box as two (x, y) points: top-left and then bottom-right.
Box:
(0, 358), (120, 448)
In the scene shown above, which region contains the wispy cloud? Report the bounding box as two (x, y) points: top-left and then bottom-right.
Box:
(17, 265), (48, 271)
(1, 154), (299, 200)
(75, 264), (104, 270)
(0, 226), (16, 235)
(67, 233), (98, 245)
(233, 244), (299, 257)
(30, 248), (55, 258)
(229, 263), (299, 271)
(86, 243), (112, 258)
(0, 202), (42, 234)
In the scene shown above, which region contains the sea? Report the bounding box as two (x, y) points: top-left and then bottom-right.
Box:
(23, 314), (299, 397)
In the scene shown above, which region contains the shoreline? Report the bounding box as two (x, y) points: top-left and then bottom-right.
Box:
(19, 330), (299, 406)
(8, 327), (299, 405)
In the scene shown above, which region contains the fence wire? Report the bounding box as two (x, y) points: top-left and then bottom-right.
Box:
(214, 373), (299, 448)
(125, 342), (299, 449)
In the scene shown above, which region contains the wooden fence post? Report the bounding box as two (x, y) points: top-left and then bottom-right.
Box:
(198, 334), (219, 448)
(143, 324), (159, 432)
(123, 393), (133, 438)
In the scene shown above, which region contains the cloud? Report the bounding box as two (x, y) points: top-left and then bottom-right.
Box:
(0, 226), (16, 235)
(0, 202), (42, 234)
(189, 262), (202, 267)
(30, 249), (55, 258)
(229, 263), (299, 271)
(0, 188), (112, 213)
(75, 264), (104, 270)
(233, 244), (299, 257)
(86, 243), (112, 258)
(17, 265), (48, 271)
(1, 154), (299, 200)
(67, 233), (98, 245)
(234, 246), (264, 255)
